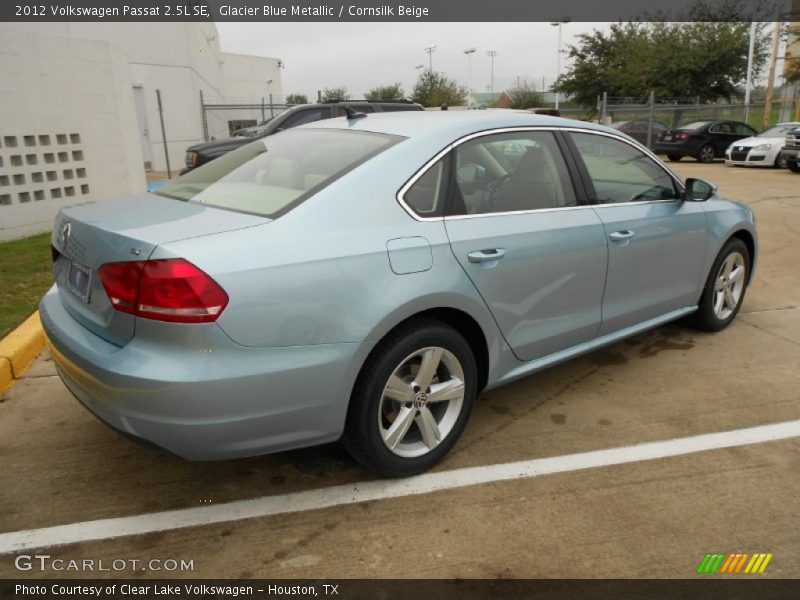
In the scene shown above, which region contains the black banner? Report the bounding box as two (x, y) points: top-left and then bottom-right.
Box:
(0, 0), (793, 23)
(2, 580), (800, 600)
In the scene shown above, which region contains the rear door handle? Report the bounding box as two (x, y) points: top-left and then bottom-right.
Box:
(609, 230), (635, 242)
(467, 248), (506, 264)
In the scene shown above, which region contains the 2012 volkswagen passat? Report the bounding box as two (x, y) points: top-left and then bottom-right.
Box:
(42, 111), (757, 477)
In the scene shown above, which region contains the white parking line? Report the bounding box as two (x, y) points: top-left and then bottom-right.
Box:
(2, 419), (800, 555)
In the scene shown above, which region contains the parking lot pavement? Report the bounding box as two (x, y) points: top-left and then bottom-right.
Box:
(1, 162), (799, 578)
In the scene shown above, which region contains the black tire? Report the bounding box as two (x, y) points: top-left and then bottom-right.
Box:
(787, 159), (800, 173)
(689, 238), (750, 332)
(342, 318), (478, 477)
(696, 144), (716, 163)
(667, 154), (683, 162)
(774, 153), (787, 169)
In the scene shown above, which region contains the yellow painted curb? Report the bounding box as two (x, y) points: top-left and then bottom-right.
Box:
(0, 357), (12, 395)
(0, 311), (45, 393)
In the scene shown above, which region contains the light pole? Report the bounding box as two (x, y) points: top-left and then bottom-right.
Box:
(744, 22), (757, 124)
(486, 50), (498, 93)
(551, 19), (570, 110)
(464, 47), (476, 97)
(424, 45), (437, 71)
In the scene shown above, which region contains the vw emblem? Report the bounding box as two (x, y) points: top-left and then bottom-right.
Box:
(59, 221), (71, 246)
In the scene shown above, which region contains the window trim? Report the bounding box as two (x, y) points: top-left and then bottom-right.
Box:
(396, 126), (686, 221)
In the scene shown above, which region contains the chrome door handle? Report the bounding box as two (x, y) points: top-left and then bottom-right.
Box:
(609, 230), (635, 242)
(467, 248), (506, 263)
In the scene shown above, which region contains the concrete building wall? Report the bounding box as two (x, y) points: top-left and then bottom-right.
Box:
(0, 22), (283, 173)
(0, 30), (145, 241)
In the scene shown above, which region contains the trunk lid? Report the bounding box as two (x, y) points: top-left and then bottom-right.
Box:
(51, 192), (268, 346)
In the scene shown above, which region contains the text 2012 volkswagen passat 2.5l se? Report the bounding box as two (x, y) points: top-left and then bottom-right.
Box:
(42, 111), (757, 477)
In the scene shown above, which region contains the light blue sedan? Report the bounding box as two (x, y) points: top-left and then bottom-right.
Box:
(41, 111), (757, 477)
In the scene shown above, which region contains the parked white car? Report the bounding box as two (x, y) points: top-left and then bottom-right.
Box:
(725, 122), (800, 168)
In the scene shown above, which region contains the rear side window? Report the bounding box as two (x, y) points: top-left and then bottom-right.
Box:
(282, 108), (328, 129)
(403, 158), (447, 217)
(380, 104), (423, 112)
(451, 131), (577, 215)
(157, 129), (403, 218)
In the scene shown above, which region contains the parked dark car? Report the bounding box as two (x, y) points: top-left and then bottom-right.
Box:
(780, 127), (800, 172)
(611, 120), (668, 148)
(526, 107), (561, 117)
(653, 120), (758, 163)
(182, 100), (424, 173)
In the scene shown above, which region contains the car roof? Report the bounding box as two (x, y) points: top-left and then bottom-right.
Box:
(303, 110), (617, 141)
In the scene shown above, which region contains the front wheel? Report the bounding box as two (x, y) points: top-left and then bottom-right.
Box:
(696, 144), (716, 163)
(689, 238), (750, 332)
(342, 319), (478, 477)
(774, 153), (787, 169)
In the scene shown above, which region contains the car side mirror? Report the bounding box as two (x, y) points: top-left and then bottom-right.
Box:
(684, 178), (717, 202)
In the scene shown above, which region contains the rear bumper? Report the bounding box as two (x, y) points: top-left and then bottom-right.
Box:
(40, 286), (372, 460)
(653, 141), (699, 156)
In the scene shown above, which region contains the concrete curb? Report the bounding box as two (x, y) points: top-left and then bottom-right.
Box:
(0, 311), (45, 394)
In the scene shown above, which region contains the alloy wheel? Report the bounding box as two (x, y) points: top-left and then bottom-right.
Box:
(378, 346), (465, 458)
(713, 251), (746, 320)
(699, 145), (715, 163)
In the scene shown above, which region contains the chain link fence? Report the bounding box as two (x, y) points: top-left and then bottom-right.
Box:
(199, 92), (291, 141)
(557, 87), (800, 148)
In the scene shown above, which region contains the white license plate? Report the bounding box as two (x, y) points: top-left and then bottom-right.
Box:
(66, 261), (92, 303)
(663, 135), (672, 141)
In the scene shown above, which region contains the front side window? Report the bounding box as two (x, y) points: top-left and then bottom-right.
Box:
(157, 129), (402, 217)
(450, 131), (576, 215)
(570, 132), (679, 204)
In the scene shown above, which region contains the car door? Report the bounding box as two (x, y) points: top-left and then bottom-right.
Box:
(567, 131), (708, 335)
(439, 129), (608, 361)
(708, 122), (739, 156)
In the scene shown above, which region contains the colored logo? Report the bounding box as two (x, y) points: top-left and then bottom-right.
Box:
(696, 552), (773, 574)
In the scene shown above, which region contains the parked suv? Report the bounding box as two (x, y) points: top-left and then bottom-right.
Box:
(780, 127), (800, 172)
(182, 100), (424, 173)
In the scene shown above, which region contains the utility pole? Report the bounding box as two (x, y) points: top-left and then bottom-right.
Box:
(486, 50), (498, 93)
(764, 21), (784, 130)
(744, 22), (757, 124)
(424, 45), (436, 71)
(551, 19), (570, 110)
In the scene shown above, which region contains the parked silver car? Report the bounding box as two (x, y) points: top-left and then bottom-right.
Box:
(42, 111), (757, 477)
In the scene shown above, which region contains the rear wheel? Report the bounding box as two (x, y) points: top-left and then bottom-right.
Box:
(689, 238), (750, 332)
(787, 159), (800, 173)
(696, 144), (716, 163)
(342, 319), (477, 477)
(667, 154), (683, 162)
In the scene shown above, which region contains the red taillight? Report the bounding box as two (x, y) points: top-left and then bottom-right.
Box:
(676, 132), (690, 141)
(98, 258), (228, 323)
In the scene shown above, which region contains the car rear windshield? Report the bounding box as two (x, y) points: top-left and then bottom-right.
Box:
(157, 129), (403, 218)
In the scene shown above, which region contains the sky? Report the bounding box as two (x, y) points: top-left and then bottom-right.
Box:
(216, 22), (609, 100)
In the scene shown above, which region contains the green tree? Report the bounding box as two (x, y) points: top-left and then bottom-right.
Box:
(365, 83), (405, 101)
(411, 71), (469, 107)
(321, 87), (350, 102)
(285, 93), (308, 105)
(553, 21), (769, 107)
(507, 79), (545, 109)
